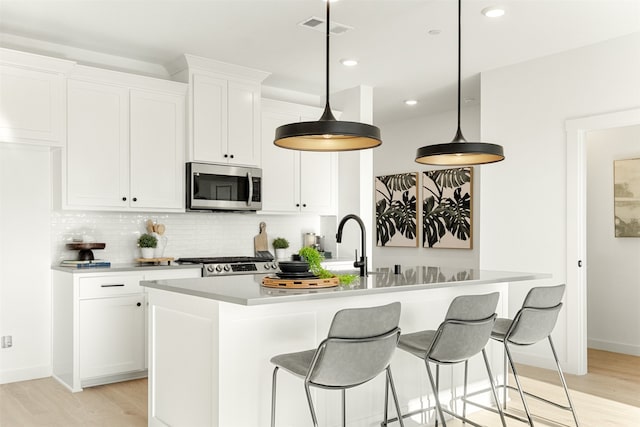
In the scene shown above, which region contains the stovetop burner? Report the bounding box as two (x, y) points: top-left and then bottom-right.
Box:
(175, 256), (279, 277)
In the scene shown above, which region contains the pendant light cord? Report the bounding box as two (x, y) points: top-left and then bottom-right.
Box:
(320, 0), (336, 121)
(453, 0), (466, 142)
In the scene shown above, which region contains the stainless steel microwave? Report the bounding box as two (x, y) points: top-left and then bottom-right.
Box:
(186, 163), (262, 211)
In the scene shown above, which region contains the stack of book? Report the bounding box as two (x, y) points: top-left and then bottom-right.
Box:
(60, 260), (111, 268)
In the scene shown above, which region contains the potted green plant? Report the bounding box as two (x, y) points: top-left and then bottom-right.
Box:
(272, 237), (289, 260)
(138, 233), (158, 259)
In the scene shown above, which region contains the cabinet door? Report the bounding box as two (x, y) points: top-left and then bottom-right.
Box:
(260, 110), (300, 213)
(0, 65), (64, 145)
(228, 80), (260, 166)
(192, 74), (227, 163)
(130, 89), (185, 211)
(300, 151), (338, 215)
(79, 294), (145, 380)
(66, 79), (129, 208)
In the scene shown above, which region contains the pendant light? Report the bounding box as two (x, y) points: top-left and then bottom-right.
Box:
(415, 0), (504, 166)
(274, 0), (381, 151)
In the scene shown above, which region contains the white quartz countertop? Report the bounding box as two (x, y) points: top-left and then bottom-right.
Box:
(51, 263), (201, 273)
(141, 266), (550, 306)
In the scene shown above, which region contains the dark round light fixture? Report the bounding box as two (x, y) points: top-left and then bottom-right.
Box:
(274, 0), (381, 152)
(415, 0), (504, 166)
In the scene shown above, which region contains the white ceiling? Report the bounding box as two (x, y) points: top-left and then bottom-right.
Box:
(1, 0), (639, 123)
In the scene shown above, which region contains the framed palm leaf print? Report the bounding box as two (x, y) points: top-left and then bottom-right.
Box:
(422, 168), (473, 249)
(375, 173), (418, 247)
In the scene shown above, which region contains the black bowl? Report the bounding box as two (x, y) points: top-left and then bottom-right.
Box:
(278, 261), (310, 273)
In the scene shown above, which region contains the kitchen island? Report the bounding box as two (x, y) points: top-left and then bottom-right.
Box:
(142, 266), (549, 427)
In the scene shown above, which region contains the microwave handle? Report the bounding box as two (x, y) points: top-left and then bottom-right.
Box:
(247, 172), (253, 205)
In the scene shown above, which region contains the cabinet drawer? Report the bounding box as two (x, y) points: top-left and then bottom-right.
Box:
(79, 274), (143, 298)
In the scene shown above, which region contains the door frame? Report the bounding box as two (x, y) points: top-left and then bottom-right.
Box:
(565, 107), (640, 375)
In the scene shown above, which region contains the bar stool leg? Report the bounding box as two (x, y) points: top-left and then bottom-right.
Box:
(342, 389), (346, 427)
(271, 367), (279, 427)
(482, 348), (507, 427)
(463, 360), (468, 422)
(384, 369), (390, 425)
(387, 367), (406, 427)
(505, 343), (534, 426)
(502, 346), (508, 410)
(548, 337), (580, 427)
(426, 361), (447, 427)
(304, 381), (319, 427)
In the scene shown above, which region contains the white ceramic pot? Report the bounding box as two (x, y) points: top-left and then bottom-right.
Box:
(275, 248), (286, 260)
(141, 247), (155, 259)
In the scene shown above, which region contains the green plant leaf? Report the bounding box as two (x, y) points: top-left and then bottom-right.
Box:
(424, 168), (470, 189)
(423, 196), (447, 247)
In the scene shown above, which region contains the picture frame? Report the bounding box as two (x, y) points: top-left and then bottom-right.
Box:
(422, 167), (473, 249)
(375, 173), (418, 247)
(614, 158), (640, 237)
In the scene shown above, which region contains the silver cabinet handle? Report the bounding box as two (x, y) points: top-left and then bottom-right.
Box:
(101, 283), (125, 287)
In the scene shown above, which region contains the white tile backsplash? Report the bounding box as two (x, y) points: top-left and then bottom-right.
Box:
(51, 210), (324, 264)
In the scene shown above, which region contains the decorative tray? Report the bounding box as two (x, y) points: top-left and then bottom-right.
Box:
(261, 275), (339, 289)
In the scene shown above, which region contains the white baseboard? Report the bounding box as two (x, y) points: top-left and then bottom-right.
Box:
(587, 338), (640, 356)
(0, 364), (51, 384)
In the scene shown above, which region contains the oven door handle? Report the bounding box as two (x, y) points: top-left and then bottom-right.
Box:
(247, 172), (253, 206)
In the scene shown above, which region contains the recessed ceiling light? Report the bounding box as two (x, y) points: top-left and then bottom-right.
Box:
(481, 6), (505, 18)
(404, 99), (418, 106)
(428, 29), (442, 36)
(340, 58), (358, 67)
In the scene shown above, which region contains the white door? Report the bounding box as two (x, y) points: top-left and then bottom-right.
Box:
(66, 79), (129, 208)
(79, 294), (145, 380)
(130, 89), (185, 210)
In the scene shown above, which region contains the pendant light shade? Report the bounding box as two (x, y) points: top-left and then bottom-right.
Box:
(274, 0), (381, 151)
(415, 0), (504, 166)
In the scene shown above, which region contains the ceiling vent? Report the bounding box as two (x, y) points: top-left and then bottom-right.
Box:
(299, 16), (353, 35)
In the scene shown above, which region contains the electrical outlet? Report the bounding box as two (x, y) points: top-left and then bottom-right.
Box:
(1, 336), (12, 348)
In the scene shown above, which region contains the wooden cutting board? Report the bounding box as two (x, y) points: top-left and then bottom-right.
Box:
(261, 276), (339, 289)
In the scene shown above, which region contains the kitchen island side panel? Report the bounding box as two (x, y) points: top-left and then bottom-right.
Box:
(146, 282), (509, 427)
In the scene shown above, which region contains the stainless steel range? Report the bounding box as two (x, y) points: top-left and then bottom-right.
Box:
(176, 256), (279, 277)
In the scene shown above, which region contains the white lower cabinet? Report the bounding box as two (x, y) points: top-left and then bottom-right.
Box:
(79, 294), (145, 381)
(52, 267), (200, 392)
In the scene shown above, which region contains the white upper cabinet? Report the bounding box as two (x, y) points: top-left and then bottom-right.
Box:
(260, 99), (338, 215)
(168, 54), (269, 167)
(192, 74), (227, 162)
(0, 48), (74, 146)
(66, 79), (129, 208)
(64, 66), (187, 212)
(129, 89), (185, 210)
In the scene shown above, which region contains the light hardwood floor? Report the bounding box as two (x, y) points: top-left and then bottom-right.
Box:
(1, 349), (638, 426)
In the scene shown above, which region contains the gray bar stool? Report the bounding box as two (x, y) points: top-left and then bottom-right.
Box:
(270, 302), (405, 427)
(481, 284), (580, 426)
(386, 292), (506, 427)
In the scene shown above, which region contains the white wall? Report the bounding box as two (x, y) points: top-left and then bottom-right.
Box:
(480, 32), (640, 372)
(373, 105), (481, 269)
(0, 144), (52, 383)
(586, 125), (640, 355)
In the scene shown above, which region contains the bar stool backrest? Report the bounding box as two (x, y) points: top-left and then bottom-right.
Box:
(428, 292), (499, 364)
(307, 302), (401, 388)
(506, 284), (565, 346)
